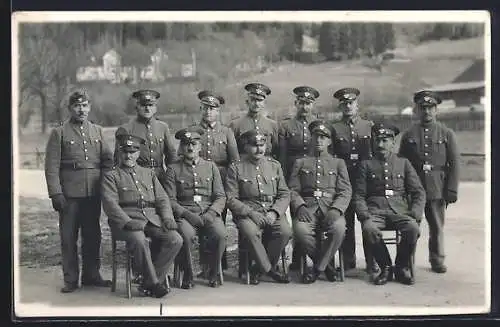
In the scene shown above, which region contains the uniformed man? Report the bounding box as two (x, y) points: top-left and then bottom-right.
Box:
(398, 90), (460, 274)
(44, 89), (114, 293)
(101, 133), (183, 298)
(279, 86), (321, 272)
(288, 120), (352, 283)
(329, 87), (376, 273)
(228, 83), (279, 159)
(191, 90), (240, 270)
(114, 89), (177, 179)
(225, 130), (292, 285)
(353, 123), (426, 285)
(163, 127), (227, 289)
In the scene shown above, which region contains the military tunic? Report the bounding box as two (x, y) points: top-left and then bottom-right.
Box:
(329, 116), (374, 268)
(225, 155), (292, 273)
(278, 114), (316, 181)
(163, 158), (227, 274)
(44, 118), (114, 285)
(114, 117), (178, 178)
(398, 121), (460, 266)
(101, 165), (183, 286)
(228, 114), (279, 158)
(288, 153), (352, 271)
(353, 153), (425, 268)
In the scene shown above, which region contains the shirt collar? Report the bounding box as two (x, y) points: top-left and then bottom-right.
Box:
(200, 120), (218, 130)
(136, 115), (154, 125)
(183, 156), (201, 166)
(342, 114), (358, 125)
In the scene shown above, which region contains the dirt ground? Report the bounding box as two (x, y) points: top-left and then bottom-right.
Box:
(14, 179), (489, 317)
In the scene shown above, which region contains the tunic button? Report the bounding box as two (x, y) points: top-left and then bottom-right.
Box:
(193, 173), (197, 176)
(150, 150), (154, 153)
(80, 126), (83, 130)
(195, 182), (198, 185)
(82, 133), (85, 136)
(85, 156), (88, 160)
(83, 141), (86, 144)
(384, 169), (388, 173)
(256, 126), (260, 130)
(384, 163), (388, 166)
(317, 173), (321, 176)
(259, 190), (264, 193)
(352, 147), (356, 150)
(316, 180), (320, 184)
(303, 126), (307, 130)
(208, 151), (211, 154)
(135, 181), (138, 184)
(424, 144), (428, 147)
(351, 138), (355, 142)
(84, 148), (88, 152)
(207, 143), (211, 146)
(256, 166), (260, 170)
(425, 128), (429, 132)
(425, 153), (428, 156)
(424, 135), (428, 139)
(207, 135), (211, 138)
(317, 166), (321, 169)
(133, 172), (136, 175)
(385, 177), (389, 180)
(317, 160), (321, 163)
(258, 182), (262, 185)
(207, 158), (212, 161)
(149, 133), (153, 137)
(257, 174), (261, 178)
(194, 189), (198, 192)
(386, 184), (389, 187)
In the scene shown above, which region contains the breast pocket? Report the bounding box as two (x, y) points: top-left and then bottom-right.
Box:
(335, 137), (349, 155)
(359, 135), (372, 158)
(62, 139), (79, 156)
(433, 138), (448, 165)
(393, 172), (405, 189)
(299, 168), (314, 188)
(238, 176), (255, 196)
(118, 188), (137, 202)
(326, 170), (338, 187)
(176, 179), (193, 193)
(198, 176), (213, 196)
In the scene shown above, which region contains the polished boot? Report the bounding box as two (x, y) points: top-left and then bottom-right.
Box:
(302, 267), (320, 284)
(60, 283), (78, 293)
(249, 264), (261, 285)
(373, 266), (393, 285)
(395, 266), (414, 285)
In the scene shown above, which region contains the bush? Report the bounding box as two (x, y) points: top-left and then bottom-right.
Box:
(293, 51), (327, 64)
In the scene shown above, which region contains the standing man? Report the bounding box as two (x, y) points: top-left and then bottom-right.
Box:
(191, 90), (240, 270)
(279, 86), (321, 271)
(225, 130), (292, 285)
(329, 87), (376, 274)
(228, 83), (279, 159)
(114, 89), (177, 180)
(398, 90), (460, 273)
(102, 133), (183, 298)
(288, 120), (352, 283)
(44, 89), (114, 293)
(163, 127), (227, 289)
(354, 123), (425, 285)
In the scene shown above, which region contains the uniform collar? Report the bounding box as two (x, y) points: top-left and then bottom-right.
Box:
(296, 112), (314, 122)
(419, 120), (437, 128)
(183, 156), (201, 166)
(375, 151), (394, 162)
(314, 151), (330, 159)
(246, 112), (264, 120)
(200, 120), (218, 130)
(120, 165), (137, 173)
(243, 154), (265, 165)
(69, 117), (89, 126)
(136, 115), (155, 125)
(342, 114), (358, 125)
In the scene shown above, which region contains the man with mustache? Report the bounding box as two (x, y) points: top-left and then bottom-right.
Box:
(101, 133), (182, 298)
(44, 89), (114, 293)
(163, 127), (227, 289)
(398, 91), (460, 274)
(225, 130), (292, 285)
(228, 83), (279, 159)
(190, 90), (239, 272)
(278, 86), (322, 272)
(354, 123), (425, 285)
(288, 120), (352, 283)
(329, 87), (377, 275)
(114, 89), (177, 180)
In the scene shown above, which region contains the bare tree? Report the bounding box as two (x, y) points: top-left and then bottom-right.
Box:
(19, 24), (81, 133)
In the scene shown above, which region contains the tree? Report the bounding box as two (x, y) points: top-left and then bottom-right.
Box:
(19, 23), (81, 133)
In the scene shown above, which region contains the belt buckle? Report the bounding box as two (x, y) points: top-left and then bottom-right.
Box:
(350, 153), (359, 160)
(423, 164), (432, 171)
(193, 195), (202, 203)
(313, 190), (323, 198)
(385, 189), (394, 196)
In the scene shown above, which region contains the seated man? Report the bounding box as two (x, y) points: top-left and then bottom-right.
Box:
(163, 127), (227, 289)
(353, 123), (426, 285)
(288, 120), (352, 283)
(225, 130), (292, 285)
(101, 133), (183, 298)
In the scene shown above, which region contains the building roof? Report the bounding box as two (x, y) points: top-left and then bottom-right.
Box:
(427, 81), (485, 92)
(452, 59), (484, 83)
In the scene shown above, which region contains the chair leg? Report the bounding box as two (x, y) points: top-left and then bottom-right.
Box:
(218, 260), (224, 285)
(300, 253), (306, 279)
(111, 239), (117, 292)
(244, 249), (250, 285)
(126, 254), (132, 299)
(281, 248), (288, 278)
(338, 248), (345, 282)
(173, 261), (182, 288)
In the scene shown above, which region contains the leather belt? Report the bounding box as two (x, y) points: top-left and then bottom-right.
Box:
(370, 190), (405, 197)
(421, 164), (446, 172)
(138, 162), (163, 168)
(177, 195), (212, 203)
(240, 195), (275, 202)
(60, 162), (101, 170)
(301, 190), (333, 199)
(119, 200), (156, 208)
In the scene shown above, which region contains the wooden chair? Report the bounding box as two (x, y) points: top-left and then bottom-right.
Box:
(299, 231), (345, 282)
(111, 236), (170, 298)
(172, 234), (224, 287)
(238, 230), (289, 285)
(381, 228), (416, 279)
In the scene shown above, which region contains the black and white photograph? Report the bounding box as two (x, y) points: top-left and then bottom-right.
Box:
(12, 11), (491, 317)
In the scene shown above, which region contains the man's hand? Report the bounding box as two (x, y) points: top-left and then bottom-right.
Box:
(201, 209), (218, 226)
(445, 190), (457, 206)
(362, 219), (382, 244)
(182, 210), (203, 228)
(248, 211), (266, 226)
(410, 210), (423, 224)
(295, 205), (313, 223)
(51, 194), (66, 212)
(163, 218), (178, 231)
(326, 208), (342, 222)
(265, 210), (279, 225)
(124, 220), (144, 231)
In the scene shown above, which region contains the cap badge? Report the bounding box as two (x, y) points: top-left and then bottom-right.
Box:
(126, 140), (133, 146)
(185, 132), (191, 138)
(319, 125), (325, 130)
(424, 96), (431, 102)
